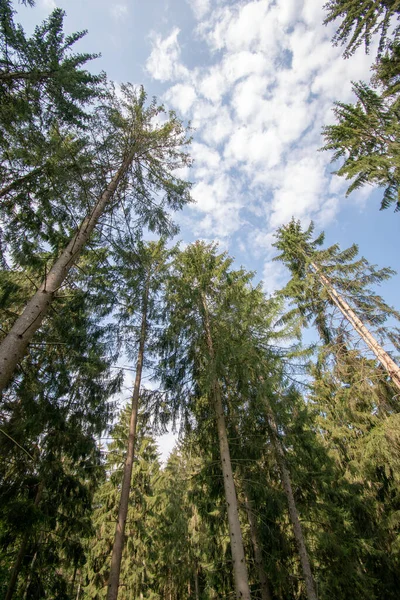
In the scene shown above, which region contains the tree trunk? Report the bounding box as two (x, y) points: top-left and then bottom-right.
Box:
(106, 284), (148, 600)
(5, 481), (43, 600)
(0, 70), (53, 82)
(22, 547), (39, 600)
(201, 294), (251, 600)
(312, 263), (400, 391)
(243, 489), (273, 600)
(194, 566), (199, 600)
(0, 148), (136, 395)
(0, 166), (44, 199)
(266, 408), (317, 600)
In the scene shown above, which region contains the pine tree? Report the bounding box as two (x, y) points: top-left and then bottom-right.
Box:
(273, 218), (400, 389)
(158, 242), (254, 600)
(106, 239), (173, 600)
(0, 85), (192, 395)
(321, 81), (400, 210)
(323, 0), (400, 57)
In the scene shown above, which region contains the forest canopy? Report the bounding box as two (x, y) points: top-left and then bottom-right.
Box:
(0, 2), (399, 600)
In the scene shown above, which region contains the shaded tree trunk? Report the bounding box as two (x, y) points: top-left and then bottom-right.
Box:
(312, 263), (400, 391)
(194, 566), (199, 600)
(106, 283), (148, 600)
(0, 148), (136, 395)
(243, 489), (273, 600)
(201, 294), (251, 600)
(266, 407), (317, 600)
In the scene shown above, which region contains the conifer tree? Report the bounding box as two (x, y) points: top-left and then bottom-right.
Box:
(323, 0), (400, 57)
(158, 242), (253, 600)
(0, 85), (192, 395)
(273, 219), (400, 389)
(310, 340), (400, 598)
(84, 406), (161, 599)
(0, 260), (119, 598)
(106, 239), (173, 600)
(321, 81), (400, 210)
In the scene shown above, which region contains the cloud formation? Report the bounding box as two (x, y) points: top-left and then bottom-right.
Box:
(146, 0), (375, 287)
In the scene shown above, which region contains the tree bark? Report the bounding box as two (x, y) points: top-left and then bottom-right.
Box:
(266, 408), (317, 600)
(201, 294), (251, 600)
(106, 283), (148, 600)
(194, 566), (199, 600)
(0, 70), (54, 82)
(0, 166), (45, 199)
(0, 148), (135, 395)
(5, 481), (43, 600)
(243, 489), (273, 600)
(312, 263), (400, 392)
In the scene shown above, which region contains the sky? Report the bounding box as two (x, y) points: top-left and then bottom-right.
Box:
(17, 0), (400, 459)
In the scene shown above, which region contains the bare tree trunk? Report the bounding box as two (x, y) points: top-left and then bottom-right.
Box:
(201, 294), (251, 600)
(0, 149), (136, 394)
(106, 284), (148, 600)
(5, 481), (43, 600)
(312, 263), (400, 391)
(266, 408), (317, 600)
(243, 490), (273, 600)
(194, 566), (199, 600)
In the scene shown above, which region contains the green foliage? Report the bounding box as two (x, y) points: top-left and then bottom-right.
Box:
(0, 263), (119, 598)
(321, 81), (400, 210)
(273, 218), (400, 345)
(323, 0), (400, 57)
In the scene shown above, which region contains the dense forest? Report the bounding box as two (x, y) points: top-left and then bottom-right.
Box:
(0, 1), (400, 599)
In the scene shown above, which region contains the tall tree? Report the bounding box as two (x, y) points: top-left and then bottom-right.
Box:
(85, 407), (161, 600)
(0, 259), (119, 598)
(0, 85), (192, 395)
(106, 239), (172, 600)
(158, 242), (253, 600)
(273, 218), (400, 389)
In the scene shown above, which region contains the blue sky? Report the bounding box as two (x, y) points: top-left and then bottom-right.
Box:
(16, 0), (400, 457)
(17, 0), (399, 299)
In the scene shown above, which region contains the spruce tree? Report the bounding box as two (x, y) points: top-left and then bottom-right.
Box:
(106, 238), (173, 600)
(323, 0), (400, 57)
(158, 241), (254, 600)
(273, 218), (400, 389)
(0, 85), (192, 395)
(321, 81), (400, 210)
(0, 260), (119, 598)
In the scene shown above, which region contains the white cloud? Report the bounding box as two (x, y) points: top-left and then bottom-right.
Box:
(39, 0), (56, 10)
(146, 0), (376, 243)
(110, 3), (129, 20)
(187, 0), (211, 20)
(146, 28), (188, 82)
(262, 260), (289, 295)
(164, 83), (197, 115)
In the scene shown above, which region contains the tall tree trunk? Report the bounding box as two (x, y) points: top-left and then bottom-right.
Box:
(312, 263), (400, 391)
(5, 481), (43, 600)
(201, 294), (251, 600)
(266, 407), (317, 600)
(243, 489), (273, 600)
(194, 565), (199, 600)
(22, 547), (39, 600)
(0, 148), (136, 395)
(106, 284), (148, 600)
